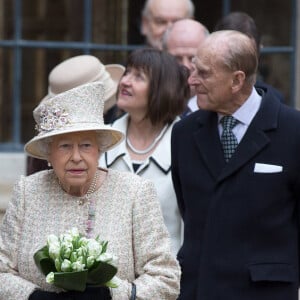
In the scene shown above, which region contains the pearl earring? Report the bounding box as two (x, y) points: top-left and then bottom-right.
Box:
(47, 162), (51, 167)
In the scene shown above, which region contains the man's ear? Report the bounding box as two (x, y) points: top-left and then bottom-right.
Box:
(231, 70), (246, 93)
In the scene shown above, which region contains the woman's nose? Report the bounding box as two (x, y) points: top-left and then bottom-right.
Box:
(120, 74), (131, 86)
(70, 145), (82, 161)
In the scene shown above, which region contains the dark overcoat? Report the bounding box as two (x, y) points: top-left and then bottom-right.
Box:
(171, 87), (300, 300)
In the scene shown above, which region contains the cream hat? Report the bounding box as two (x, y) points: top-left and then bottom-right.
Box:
(43, 55), (125, 112)
(25, 82), (124, 159)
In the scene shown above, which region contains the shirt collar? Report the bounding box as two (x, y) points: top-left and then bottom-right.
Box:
(105, 114), (177, 173)
(187, 95), (199, 112)
(218, 87), (262, 126)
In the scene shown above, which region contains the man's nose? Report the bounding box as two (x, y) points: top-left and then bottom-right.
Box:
(188, 71), (198, 86)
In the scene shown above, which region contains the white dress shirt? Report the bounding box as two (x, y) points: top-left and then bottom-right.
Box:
(218, 87), (262, 143)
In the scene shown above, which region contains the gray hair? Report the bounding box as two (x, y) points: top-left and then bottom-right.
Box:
(142, 0), (195, 18)
(211, 30), (258, 86)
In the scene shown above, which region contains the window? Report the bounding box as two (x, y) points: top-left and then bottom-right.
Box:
(0, 0), (133, 150)
(0, 0), (297, 151)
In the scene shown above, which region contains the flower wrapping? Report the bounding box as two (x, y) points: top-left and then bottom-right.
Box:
(34, 228), (118, 292)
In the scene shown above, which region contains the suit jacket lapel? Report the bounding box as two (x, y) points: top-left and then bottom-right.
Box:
(193, 91), (281, 183)
(217, 127), (270, 182)
(193, 112), (225, 180)
(218, 92), (281, 182)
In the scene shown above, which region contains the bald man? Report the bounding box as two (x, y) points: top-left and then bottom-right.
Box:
(141, 0), (195, 50)
(163, 19), (209, 115)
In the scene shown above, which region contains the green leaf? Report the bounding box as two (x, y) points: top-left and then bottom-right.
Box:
(101, 241), (108, 253)
(34, 246), (56, 275)
(104, 280), (118, 288)
(54, 270), (88, 291)
(87, 261), (117, 286)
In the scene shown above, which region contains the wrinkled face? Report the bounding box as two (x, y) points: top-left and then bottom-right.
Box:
(188, 46), (234, 114)
(168, 43), (196, 96)
(165, 22), (207, 96)
(48, 131), (100, 195)
(167, 30), (203, 97)
(117, 67), (150, 117)
(168, 44), (197, 71)
(142, 0), (190, 49)
(167, 27), (205, 71)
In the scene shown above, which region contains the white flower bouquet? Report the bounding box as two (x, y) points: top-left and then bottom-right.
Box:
(34, 228), (118, 292)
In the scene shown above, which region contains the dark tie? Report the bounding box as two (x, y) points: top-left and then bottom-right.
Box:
(220, 116), (239, 162)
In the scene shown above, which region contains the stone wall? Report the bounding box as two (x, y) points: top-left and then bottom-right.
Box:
(0, 153), (25, 223)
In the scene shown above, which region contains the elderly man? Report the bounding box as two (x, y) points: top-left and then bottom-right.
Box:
(141, 0), (195, 50)
(163, 19), (209, 115)
(171, 30), (300, 300)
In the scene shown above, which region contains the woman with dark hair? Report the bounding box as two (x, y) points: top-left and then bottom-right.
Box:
(100, 48), (190, 256)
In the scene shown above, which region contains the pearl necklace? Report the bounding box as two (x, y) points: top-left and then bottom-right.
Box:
(58, 170), (99, 197)
(126, 124), (169, 155)
(86, 170), (100, 196)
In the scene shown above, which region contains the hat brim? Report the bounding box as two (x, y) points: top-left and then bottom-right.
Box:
(104, 64), (125, 100)
(24, 126), (124, 160)
(40, 64), (125, 105)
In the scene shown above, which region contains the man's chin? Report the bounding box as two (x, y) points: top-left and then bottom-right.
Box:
(147, 37), (163, 50)
(196, 95), (210, 110)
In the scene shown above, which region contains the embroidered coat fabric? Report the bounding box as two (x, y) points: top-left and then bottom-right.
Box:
(0, 169), (180, 300)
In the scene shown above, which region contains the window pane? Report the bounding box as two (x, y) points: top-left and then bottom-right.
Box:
(22, 0), (84, 41)
(230, 0), (293, 104)
(92, 1), (127, 45)
(259, 53), (292, 103)
(0, 48), (13, 142)
(91, 50), (128, 67)
(0, 0), (14, 40)
(231, 0), (292, 46)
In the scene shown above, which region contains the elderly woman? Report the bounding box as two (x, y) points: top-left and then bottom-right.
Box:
(100, 48), (190, 256)
(0, 82), (180, 299)
(27, 54), (125, 175)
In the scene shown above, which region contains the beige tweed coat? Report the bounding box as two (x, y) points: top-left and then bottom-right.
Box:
(0, 168), (180, 300)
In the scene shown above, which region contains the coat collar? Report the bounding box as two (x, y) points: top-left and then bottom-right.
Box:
(193, 88), (281, 182)
(105, 114), (177, 173)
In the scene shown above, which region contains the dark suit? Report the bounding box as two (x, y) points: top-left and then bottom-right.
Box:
(171, 87), (300, 300)
(255, 80), (285, 103)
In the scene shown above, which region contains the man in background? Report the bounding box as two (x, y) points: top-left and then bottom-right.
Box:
(163, 19), (209, 115)
(141, 0), (195, 50)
